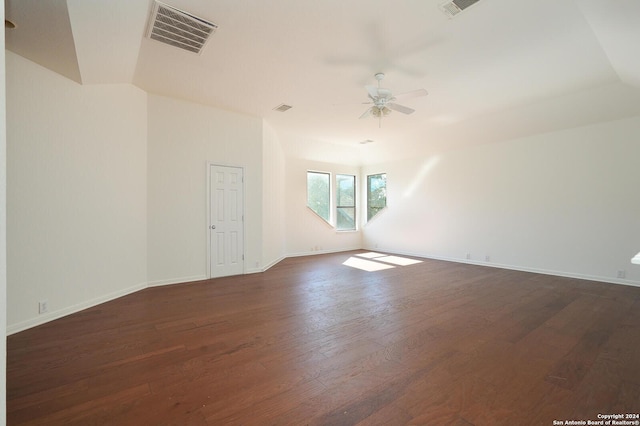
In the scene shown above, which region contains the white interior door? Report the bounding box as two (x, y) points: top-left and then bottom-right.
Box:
(209, 165), (244, 278)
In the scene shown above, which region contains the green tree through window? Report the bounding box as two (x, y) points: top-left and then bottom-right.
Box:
(307, 171), (330, 222)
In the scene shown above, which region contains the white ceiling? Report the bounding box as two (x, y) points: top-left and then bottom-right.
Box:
(5, 0), (640, 165)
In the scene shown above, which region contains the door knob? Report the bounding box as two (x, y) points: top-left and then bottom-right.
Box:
(210, 225), (216, 229)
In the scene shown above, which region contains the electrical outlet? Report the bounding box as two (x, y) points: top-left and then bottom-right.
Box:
(39, 300), (48, 314)
(617, 270), (626, 279)
(466, 253), (471, 260)
(485, 255), (490, 262)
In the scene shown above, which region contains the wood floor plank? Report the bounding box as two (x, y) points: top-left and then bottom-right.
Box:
(612, 381), (640, 414)
(545, 296), (634, 390)
(354, 402), (413, 426)
(7, 251), (640, 425)
(209, 378), (327, 425)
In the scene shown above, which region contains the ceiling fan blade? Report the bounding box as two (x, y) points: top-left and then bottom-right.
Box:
(393, 88), (428, 100)
(387, 103), (415, 115)
(365, 85), (379, 100)
(359, 107), (373, 119)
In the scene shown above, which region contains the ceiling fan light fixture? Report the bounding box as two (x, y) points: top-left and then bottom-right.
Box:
(371, 106), (392, 118)
(359, 73), (427, 125)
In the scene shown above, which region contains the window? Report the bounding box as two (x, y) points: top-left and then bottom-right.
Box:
(336, 174), (356, 230)
(307, 171), (330, 222)
(367, 173), (387, 221)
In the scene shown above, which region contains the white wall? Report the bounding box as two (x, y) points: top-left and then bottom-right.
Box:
(363, 116), (640, 285)
(286, 157), (362, 256)
(262, 121), (286, 269)
(5, 56), (270, 333)
(147, 94), (264, 284)
(6, 52), (148, 332)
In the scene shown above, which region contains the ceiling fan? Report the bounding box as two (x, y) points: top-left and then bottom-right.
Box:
(360, 73), (428, 127)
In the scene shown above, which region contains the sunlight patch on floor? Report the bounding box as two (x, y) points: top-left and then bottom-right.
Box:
(374, 255), (423, 266)
(343, 252), (423, 271)
(343, 257), (395, 272)
(355, 252), (387, 259)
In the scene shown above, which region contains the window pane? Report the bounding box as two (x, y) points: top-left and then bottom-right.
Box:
(367, 173), (386, 221)
(337, 207), (355, 230)
(336, 174), (355, 207)
(307, 171), (330, 222)
(336, 174), (355, 230)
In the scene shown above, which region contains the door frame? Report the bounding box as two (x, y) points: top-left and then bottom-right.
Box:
(206, 162), (246, 279)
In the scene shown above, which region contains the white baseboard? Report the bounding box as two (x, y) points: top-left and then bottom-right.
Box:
(261, 255), (286, 272)
(7, 282), (148, 335)
(364, 246), (640, 288)
(147, 275), (208, 287)
(286, 246), (362, 258)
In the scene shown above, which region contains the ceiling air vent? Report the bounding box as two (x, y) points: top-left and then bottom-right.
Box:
(273, 104), (293, 112)
(146, 1), (218, 54)
(439, 0), (481, 18)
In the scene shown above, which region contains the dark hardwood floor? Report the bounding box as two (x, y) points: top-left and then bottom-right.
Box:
(7, 251), (640, 425)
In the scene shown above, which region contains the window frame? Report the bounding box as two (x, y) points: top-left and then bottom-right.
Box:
(335, 174), (356, 231)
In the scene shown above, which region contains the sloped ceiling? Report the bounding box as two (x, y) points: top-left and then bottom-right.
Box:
(5, 0), (81, 83)
(5, 0), (640, 165)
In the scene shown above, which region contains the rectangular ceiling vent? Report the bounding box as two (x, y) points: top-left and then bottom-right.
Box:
(146, 1), (218, 54)
(439, 0), (481, 18)
(273, 104), (293, 112)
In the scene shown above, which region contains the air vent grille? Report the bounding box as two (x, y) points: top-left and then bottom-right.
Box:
(439, 0), (481, 18)
(454, 0), (481, 10)
(146, 1), (217, 54)
(273, 104), (293, 112)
